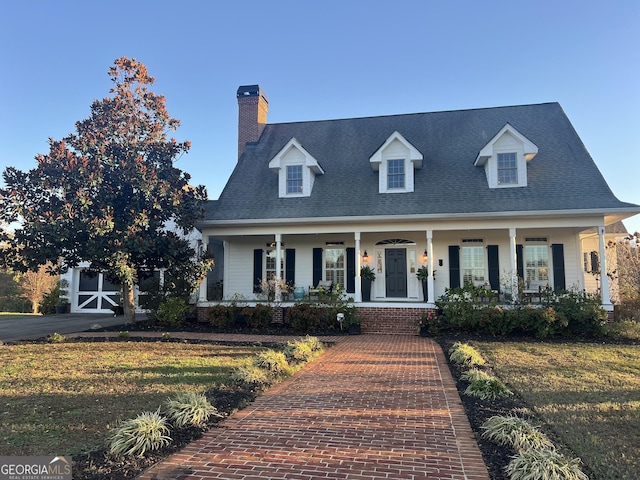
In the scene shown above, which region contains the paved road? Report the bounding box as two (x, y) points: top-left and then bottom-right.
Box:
(0, 313), (135, 342)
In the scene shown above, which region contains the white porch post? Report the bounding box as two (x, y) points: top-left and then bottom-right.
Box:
(509, 228), (519, 302)
(198, 235), (208, 303)
(355, 232), (362, 302)
(275, 233), (282, 301)
(598, 226), (612, 307)
(427, 230), (434, 303)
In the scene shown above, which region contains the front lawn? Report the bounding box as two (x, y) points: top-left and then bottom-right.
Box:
(472, 340), (640, 480)
(0, 340), (263, 456)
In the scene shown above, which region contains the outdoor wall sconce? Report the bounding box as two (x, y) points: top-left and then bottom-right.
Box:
(363, 250), (369, 261)
(422, 249), (428, 263)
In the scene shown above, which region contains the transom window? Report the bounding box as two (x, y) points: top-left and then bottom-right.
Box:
(461, 243), (485, 286)
(325, 248), (345, 287)
(497, 152), (518, 185)
(387, 159), (405, 189)
(286, 165), (303, 194)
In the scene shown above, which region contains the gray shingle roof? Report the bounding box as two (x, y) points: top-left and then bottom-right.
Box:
(204, 102), (638, 221)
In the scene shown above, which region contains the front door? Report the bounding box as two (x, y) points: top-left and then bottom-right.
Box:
(385, 248), (407, 298)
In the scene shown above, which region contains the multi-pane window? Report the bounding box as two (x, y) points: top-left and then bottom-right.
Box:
(286, 165), (303, 194)
(461, 244), (485, 285)
(525, 244), (549, 284)
(497, 152), (518, 185)
(265, 249), (284, 279)
(387, 159), (405, 189)
(325, 248), (345, 287)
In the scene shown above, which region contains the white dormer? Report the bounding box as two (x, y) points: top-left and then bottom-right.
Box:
(474, 123), (538, 188)
(269, 138), (324, 198)
(370, 131), (423, 193)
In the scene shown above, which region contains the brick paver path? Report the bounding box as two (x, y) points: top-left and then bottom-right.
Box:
(131, 334), (489, 480)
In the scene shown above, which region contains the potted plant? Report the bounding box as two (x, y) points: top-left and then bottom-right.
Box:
(416, 266), (429, 302)
(54, 279), (70, 314)
(360, 265), (376, 302)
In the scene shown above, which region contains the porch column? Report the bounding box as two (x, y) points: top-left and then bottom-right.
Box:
(275, 233), (282, 301)
(426, 230), (434, 303)
(198, 235), (208, 303)
(597, 226), (612, 307)
(355, 232), (362, 302)
(509, 228), (519, 302)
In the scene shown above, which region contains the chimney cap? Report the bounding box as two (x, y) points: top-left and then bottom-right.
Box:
(237, 84), (268, 103)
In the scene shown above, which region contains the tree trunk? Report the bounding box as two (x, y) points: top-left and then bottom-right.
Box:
(32, 300), (39, 315)
(123, 282), (136, 323)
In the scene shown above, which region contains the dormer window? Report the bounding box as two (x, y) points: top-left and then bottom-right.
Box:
(370, 131), (423, 194)
(475, 123), (538, 188)
(387, 159), (405, 189)
(286, 165), (303, 193)
(269, 138), (324, 198)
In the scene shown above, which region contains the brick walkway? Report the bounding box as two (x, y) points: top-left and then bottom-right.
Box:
(127, 334), (489, 480)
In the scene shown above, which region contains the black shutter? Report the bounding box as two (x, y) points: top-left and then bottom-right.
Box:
(253, 249), (263, 293)
(312, 248), (323, 288)
(551, 244), (566, 292)
(285, 249), (295, 287)
(516, 244), (524, 281)
(449, 245), (460, 289)
(487, 245), (499, 291)
(590, 251), (599, 273)
(346, 247), (356, 293)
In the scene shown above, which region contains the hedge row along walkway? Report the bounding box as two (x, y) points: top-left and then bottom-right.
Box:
(70, 333), (489, 480)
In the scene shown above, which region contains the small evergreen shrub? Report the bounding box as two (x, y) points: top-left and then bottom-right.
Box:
(164, 392), (223, 428)
(160, 332), (171, 341)
(118, 331), (130, 339)
(208, 304), (235, 329)
(481, 415), (554, 451)
(449, 342), (486, 367)
(285, 303), (324, 332)
(241, 303), (273, 330)
(155, 297), (191, 327)
(605, 319), (640, 340)
(253, 350), (290, 376)
(464, 375), (512, 400)
(48, 332), (66, 343)
(109, 409), (171, 457)
(283, 339), (313, 363)
(506, 449), (589, 480)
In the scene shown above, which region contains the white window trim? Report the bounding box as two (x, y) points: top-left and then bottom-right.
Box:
(370, 131), (423, 194)
(269, 138), (324, 198)
(474, 123), (538, 189)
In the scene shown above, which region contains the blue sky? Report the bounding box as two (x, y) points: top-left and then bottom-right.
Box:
(1, 0), (639, 232)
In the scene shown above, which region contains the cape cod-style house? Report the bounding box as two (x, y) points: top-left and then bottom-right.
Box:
(193, 85), (639, 333)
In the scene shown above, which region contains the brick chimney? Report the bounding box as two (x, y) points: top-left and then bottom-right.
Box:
(237, 85), (268, 159)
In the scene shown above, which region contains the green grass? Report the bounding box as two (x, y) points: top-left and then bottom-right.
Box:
(0, 341), (262, 455)
(474, 340), (640, 480)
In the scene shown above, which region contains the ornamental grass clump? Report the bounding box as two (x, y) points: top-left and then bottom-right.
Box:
(164, 392), (223, 428)
(481, 415), (554, 452)
(460, 368), (492, 383)
(449, 342), (486, 367)
(109, 408), (171, 457)
(464, 375), (512, 400)
(230, 365), (271, 387)
(506, 449), (589, 480)
(283, 339), (314, 363)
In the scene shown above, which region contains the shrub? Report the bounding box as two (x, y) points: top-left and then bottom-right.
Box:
(605, 319), (640, 340)
(481, 415), (554, 451)
(160, 332), (171, 342)
(241, 303), (273, 330)
(48, 332), (66, 343)
(283, 340), (313, 363)
(286, 303), (324, 332)
(253, 350), (290, 376)
(118, 331), (130, 339)
(155, 297), (191, 327)
(464, 375), (512, 400)
(302, 335), (324, 353)
(109, 409), (171, 457)
(208, 304), (235, 329)
(449, 342), (486, 367)
(164, 392), (223, 428)
(552, 290), (607, 336)
(506, 449), (589, 480)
